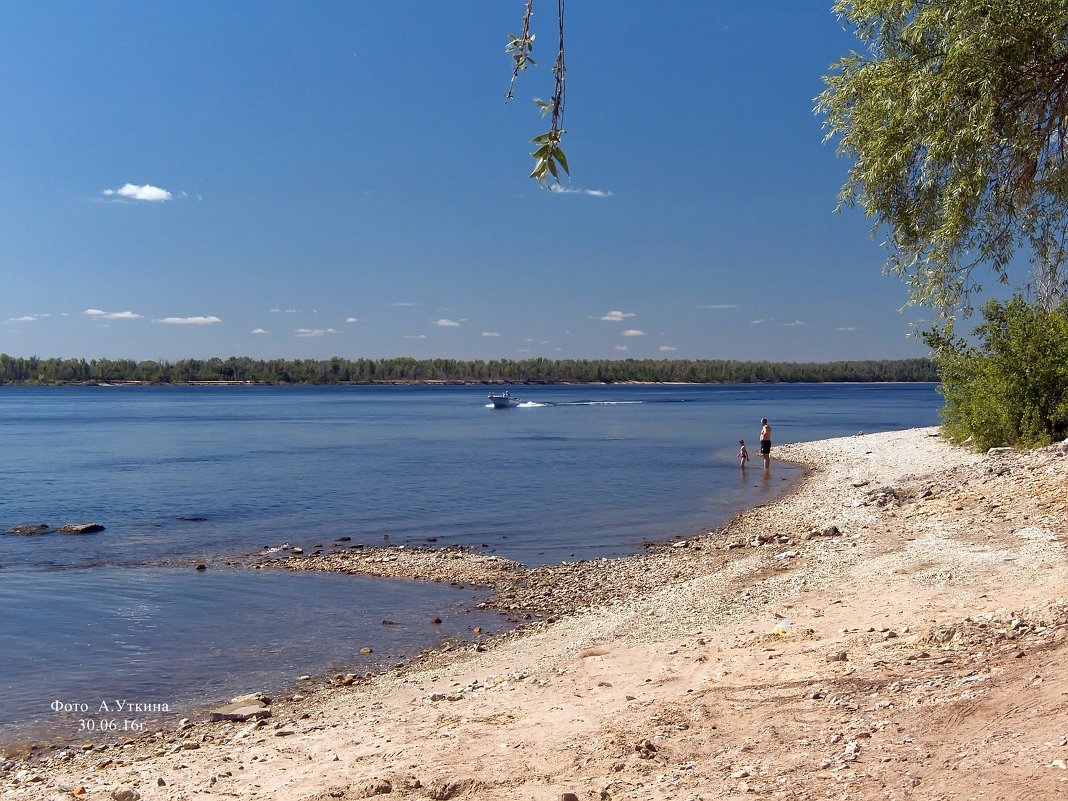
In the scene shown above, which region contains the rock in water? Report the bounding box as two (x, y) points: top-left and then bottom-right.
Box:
(57, 523), (105, 535)
(5, 524), (51, 536)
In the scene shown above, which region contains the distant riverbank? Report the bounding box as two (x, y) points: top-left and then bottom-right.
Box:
(0, 354), (938, 386)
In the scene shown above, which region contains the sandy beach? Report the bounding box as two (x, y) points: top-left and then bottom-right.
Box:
(4, 426), (1067, 800)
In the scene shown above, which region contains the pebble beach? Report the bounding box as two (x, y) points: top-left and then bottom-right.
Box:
(4, 426), (1068, 800)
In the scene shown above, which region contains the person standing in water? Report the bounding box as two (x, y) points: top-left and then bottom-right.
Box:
(759, 418), (772, 468)
(737, 439), (749, 469)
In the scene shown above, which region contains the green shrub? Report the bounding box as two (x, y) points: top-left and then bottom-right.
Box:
(932, 297), (1068, 451)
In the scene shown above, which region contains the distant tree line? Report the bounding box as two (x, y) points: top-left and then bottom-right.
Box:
(0, 354), (938, 386)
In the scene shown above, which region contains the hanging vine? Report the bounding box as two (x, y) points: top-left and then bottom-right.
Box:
(506, 0), (569, 186)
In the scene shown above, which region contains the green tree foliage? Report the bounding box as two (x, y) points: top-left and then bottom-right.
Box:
(817, 0), (1068, 327)
(0, 354), (938, 386)
(931, 297), (1068, 450)
(819, 0), (1068, 449)
(507, 0), (569, 186)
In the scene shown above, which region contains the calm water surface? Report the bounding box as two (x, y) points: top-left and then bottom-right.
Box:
(0, 383), (941, 746)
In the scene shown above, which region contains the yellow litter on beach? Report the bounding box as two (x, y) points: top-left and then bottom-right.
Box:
(772, 620), (791, 636)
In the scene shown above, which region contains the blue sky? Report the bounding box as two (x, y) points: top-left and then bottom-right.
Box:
(0, 2), (936, 363)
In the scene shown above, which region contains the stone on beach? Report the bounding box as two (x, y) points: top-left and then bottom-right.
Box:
(208, 694), (272, 722)
(207, 702), (270, 722)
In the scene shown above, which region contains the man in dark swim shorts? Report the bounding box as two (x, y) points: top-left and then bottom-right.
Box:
(759, 418), (771, 468)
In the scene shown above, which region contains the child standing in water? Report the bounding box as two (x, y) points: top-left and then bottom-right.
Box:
(737, 439), (749, 469)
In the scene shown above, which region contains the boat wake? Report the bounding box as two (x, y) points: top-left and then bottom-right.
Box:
(518, 400), (643, 408)
(484, 399), (645, 409)
(557, 400), (642, 406)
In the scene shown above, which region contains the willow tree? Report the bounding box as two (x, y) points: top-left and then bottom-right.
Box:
(817, 0), (1068, 331)
(818, 1), (1068, 448)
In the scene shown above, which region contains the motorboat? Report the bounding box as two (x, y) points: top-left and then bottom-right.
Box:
(487, 390), (521, 408)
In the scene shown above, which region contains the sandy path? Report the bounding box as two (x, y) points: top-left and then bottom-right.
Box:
(4, 427), (1067, 800)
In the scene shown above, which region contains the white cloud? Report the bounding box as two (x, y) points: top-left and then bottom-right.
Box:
(155, 316), (221, 325)
(8, 315), (38, 322)
(85, 308), (143, 320)
(389, 302), (419, 307)
(102, 183), (172, 202)
(295, 328), (341, 337)
(481, 331), (501, 337)
(403, 334), (427, 340)
(434, 318), (461, 327)
(548, 185), (614, 198)
(749, 318), (765, 325)
(600, 310), (636, 322)
(658, 345), (678, 352)
(699, 304), (739, 310)
(614, 345), (629, 351)
(345, 317), (358, 323)
(835, 326), (859, 332)
(250, 328), (268, 335)
(781, 320), (807, 327)
(622, 329), (645, 336)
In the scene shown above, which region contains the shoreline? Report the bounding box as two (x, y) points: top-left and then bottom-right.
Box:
(0, 464), (809, 756)
(5, 426), (1068, 799)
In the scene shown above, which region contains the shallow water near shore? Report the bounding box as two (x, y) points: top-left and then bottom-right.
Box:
(0, 383), (941, 746)
(0, 567), (498, 746)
